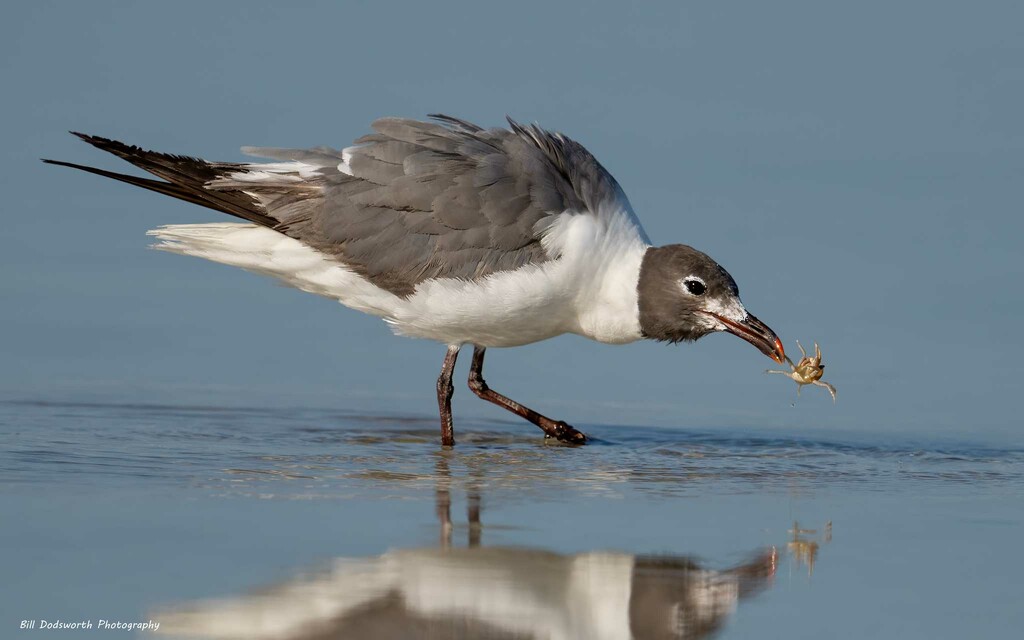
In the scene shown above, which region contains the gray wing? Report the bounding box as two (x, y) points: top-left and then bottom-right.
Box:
(214, 115), (639, 297)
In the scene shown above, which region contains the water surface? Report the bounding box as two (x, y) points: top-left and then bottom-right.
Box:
(2, 400), (1022, 638)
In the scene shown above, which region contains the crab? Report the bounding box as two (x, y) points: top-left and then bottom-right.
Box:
(766, 340), (836, 402)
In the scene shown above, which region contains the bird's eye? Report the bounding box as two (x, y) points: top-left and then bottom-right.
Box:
(683, 278), (707, 296)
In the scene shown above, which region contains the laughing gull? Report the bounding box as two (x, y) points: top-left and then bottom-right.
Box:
(44, 115), (785, 445)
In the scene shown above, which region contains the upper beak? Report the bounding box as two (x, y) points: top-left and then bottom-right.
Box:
(703, 311), (786, 363)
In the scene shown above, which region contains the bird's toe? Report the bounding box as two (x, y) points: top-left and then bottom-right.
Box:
(544, 421), (588, 445)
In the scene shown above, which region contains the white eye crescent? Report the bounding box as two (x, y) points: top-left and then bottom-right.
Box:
(681, 276), (707, 296)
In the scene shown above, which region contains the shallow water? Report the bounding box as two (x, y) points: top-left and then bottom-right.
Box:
(2, 400), (1022, 639)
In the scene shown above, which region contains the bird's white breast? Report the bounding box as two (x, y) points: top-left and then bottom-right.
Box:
(390, 209), (650, 347)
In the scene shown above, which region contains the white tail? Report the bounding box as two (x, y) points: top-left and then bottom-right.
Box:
(147, 223), (401, 317)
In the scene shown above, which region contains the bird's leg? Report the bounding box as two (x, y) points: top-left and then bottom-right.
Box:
(466, 346), (587, 444)
(436, 345), (460, 446)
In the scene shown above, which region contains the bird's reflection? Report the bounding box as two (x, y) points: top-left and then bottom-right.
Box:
(155, 462), (793, 640)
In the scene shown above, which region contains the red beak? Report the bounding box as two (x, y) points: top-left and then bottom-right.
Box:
(701, 311), (786, 363)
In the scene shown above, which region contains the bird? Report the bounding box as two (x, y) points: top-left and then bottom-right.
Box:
(44, 114), (785, 446)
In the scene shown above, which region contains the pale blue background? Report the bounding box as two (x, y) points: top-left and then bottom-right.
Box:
(3, 0), (1022, 443)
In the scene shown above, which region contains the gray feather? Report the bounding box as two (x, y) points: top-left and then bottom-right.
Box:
(210, 115), (630, 297)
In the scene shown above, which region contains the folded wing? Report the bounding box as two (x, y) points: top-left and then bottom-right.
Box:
(47, 115), (645, 297)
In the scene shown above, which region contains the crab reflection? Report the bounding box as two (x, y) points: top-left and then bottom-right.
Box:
(155, 470), (789, 640)
(787, 520), (832, 578)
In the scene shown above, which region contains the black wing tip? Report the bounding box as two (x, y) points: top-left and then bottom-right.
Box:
(44, 132), (126, 168)
(41, 158), (87, 170)
(69, 131), (136, 154)
(42, 133), (138, 171)
(65, 131), (208, 167)
(69, 131), (113, 146)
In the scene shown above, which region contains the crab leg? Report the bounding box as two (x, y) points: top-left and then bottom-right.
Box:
(811, 380), (837, 403)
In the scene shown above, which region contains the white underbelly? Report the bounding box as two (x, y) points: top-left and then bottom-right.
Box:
(388, 261), (580, 347)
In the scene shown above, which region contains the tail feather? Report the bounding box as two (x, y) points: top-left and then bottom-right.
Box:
(42, 133), (279, 228)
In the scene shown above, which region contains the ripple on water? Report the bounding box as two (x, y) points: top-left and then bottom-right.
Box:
(1, 399), (1022, 500)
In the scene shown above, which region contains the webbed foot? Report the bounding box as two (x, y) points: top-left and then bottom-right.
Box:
(543, 421), (588, 445)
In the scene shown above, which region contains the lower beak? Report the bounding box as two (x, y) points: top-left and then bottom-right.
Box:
(705, 311), (786, 363)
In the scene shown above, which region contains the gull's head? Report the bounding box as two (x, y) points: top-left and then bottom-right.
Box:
(637, 244), (785, 363)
